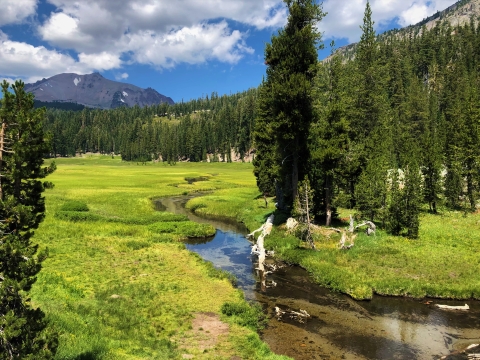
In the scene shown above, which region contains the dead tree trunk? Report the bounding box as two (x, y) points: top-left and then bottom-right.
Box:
(248, 215), (274, 291)
(325, 174), (332, 227)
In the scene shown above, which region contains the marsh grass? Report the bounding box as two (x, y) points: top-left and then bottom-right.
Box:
(31, 156), (285, 359)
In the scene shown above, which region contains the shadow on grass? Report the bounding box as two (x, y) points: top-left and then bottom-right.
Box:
(73, 350), (103, 360)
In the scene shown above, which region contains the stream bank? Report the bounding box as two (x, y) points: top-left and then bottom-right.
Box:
(155, 195), (480, 360)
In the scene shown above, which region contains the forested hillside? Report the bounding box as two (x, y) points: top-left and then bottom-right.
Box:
(43, 89), (257, 163)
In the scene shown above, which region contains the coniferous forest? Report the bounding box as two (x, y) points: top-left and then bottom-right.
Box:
(43, 5), (480, 235)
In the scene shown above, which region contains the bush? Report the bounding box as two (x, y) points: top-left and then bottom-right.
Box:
(60, 200), (89, 212)
(221, 301), (265, 330)
(148, 221), (215, 238)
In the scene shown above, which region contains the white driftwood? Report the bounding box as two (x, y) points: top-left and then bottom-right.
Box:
(250, 215), (274, 291)
(355, 221), (376, 236)
(436, 303), (469, 310)
(275, 306), (311, 323)
(338, 230), (356, 250)
(286, 217), (298, 230)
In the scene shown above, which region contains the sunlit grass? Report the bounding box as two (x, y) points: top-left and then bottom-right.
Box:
(31, 155), (285, 359)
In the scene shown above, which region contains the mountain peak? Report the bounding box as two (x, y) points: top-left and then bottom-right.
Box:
(25, 73), (174, 109)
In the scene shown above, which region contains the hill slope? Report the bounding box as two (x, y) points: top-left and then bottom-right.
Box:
(25, 73), (174, 109)
(324, 0), (480, 62)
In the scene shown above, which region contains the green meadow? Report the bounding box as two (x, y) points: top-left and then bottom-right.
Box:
(31, 155), (480, 359)
(32, 155), (287, 360)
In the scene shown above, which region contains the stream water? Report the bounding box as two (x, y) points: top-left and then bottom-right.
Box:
(155, 196), (480, 360)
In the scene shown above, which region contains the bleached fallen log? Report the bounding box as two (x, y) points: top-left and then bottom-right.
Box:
(436, 303), (469, 310)
(468, 354), (480, 360)
(338, 230), (357, 250)
(355, 221), (376, 236)
(275, 306), (311, 323)
(250, 215), (275, 291)
(247, 215), (274, 239)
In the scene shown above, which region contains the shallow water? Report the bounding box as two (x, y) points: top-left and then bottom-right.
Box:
(155, 196), (480, 360)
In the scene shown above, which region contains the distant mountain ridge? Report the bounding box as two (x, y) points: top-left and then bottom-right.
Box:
(25, 72), (174, 109)
(324, 0), (480, 62)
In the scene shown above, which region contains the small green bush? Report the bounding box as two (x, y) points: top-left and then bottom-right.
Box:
(60, 200), (89, 212)
(148, 221), (215, 238)
(55, 211), (101, 222)
(174, 222), (215, 238)
(221, 301), (265, 330)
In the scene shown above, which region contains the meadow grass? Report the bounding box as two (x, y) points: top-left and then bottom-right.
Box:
(181, 167), (480, 301)
(31, 155), (286, 359)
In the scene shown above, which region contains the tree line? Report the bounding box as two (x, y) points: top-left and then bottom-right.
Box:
(43, 89), (257, 164)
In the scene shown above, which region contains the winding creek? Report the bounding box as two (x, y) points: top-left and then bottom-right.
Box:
(155, 195), (480, 360)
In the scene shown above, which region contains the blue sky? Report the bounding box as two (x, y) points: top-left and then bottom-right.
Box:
(0, 0), (455, 102)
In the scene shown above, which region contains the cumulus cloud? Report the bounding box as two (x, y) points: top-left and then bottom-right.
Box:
(115, 72), (129, 81)
(319, 0), (460, 42)
(0, 32), (113, 83)
(36, 0), (285, 70)
(0, 0), (37, 26)
(126, 22), (253, 68)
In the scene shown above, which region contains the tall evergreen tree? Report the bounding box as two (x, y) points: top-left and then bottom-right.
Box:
(254, 0), (325, 209)
(0, 80), (57, 358)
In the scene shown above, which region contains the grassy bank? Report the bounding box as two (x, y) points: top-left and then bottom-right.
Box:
(31, 155), (288, 359)
(184, 174), (480, 301)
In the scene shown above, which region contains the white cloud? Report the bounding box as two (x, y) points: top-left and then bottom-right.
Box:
(78, 52), (122, 71)
(128, 22), (253, 68)
(399, 3), (430, 27)
(0, 33), (111, 83)
(319, 0), (462, 42)
(36, 0), (284, 69)
(0, 0), (37, 26)
(115, 72), (129, 81)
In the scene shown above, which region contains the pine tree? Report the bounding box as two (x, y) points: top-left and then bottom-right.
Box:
(254, 0), (325, 209)
(311, 55), (350, 225)
(0, 80), (57, 358)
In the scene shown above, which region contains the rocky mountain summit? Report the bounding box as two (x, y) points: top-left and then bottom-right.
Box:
(25, 72), (174, 109)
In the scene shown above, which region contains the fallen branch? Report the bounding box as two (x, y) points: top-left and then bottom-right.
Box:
(250, 215), (274, 291)
(436, 303), (469, 310)
(355, 221), (376, 236)
(275, 306), (311, 323)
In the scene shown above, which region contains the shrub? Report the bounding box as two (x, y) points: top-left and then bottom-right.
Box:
(148, 221), (215, 238)
(60, 200), (89, 212)
(221, 301), (265, 330)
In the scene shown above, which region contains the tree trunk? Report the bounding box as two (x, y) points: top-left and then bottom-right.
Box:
(325, 174), (332, 226)
(275, 180), (284, 210)
(292, 138), (298, 204)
